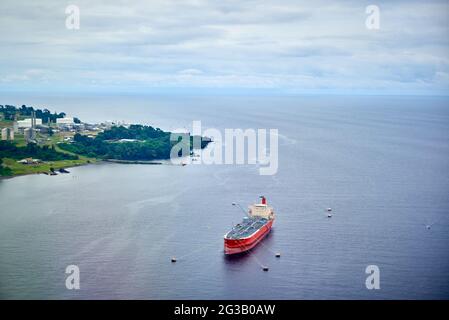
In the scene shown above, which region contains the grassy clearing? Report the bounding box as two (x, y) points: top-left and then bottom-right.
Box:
(0, 119), (13, 128)
(13, 134), (27, 147)
(1, 157), (94, 176)
(1, 132), (98, 177)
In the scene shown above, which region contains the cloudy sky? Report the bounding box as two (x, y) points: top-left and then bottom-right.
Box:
(1, 0), (449, 95)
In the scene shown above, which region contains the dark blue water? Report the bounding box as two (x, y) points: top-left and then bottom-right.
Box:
(0, 95), (448, 299)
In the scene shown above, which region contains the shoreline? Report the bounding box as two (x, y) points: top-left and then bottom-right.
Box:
(0, 157), (180, 180)
(104, 159), (163, 165)
(0, 160), (95, 181)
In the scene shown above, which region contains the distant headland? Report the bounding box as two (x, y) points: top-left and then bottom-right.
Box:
(0, 104), (210, 177)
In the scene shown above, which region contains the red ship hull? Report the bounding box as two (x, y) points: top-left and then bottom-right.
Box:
(224, 219), (274, 255)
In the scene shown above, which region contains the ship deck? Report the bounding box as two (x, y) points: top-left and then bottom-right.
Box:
(225, 216), (269, 240)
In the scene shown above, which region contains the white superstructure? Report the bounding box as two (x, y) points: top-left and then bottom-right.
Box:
(248, 196), (275, 220)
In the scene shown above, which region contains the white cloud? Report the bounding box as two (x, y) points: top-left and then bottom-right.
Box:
(0, 0), (448, 94)
(178, 69), (204, 75)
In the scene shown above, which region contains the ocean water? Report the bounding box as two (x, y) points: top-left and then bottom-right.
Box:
(0, 95), (448, 299)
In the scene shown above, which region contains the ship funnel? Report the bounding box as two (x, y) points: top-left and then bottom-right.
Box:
(260, 196), (266, 205)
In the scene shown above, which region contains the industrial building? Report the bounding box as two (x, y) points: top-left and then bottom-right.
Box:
(24, 128), (36, 142)
(56, 117), (75, 126)
(1, 127), (14, 141)
(17, 118), (42, 128)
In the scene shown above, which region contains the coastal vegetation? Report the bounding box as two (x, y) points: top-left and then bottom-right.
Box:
(58, 125), (208, 161)
(0, 105), (209, 177)
(0, 157), (90, 176)
(0, 158), (12, 176)
(0, 141), (78, 161)
(0, 104), (77, 123)
(0, 140), (91, 177)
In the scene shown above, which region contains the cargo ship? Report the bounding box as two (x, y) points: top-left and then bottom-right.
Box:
(224, 196), (275, 255)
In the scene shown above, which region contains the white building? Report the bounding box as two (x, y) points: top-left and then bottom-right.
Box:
(24, 128), (36, 142)
(1, 127), (14, 141)
(56, 117), (75, 126)
(17, 118), (42, 128)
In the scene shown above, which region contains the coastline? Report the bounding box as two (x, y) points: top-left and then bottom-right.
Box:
(0, 159), (96, 180)
(103, 159), (163, 165)
(0, 156), (183, 180)
(1, 106), (210, 179)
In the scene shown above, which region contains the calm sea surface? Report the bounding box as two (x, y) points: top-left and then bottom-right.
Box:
(0, 95), (448, 299)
